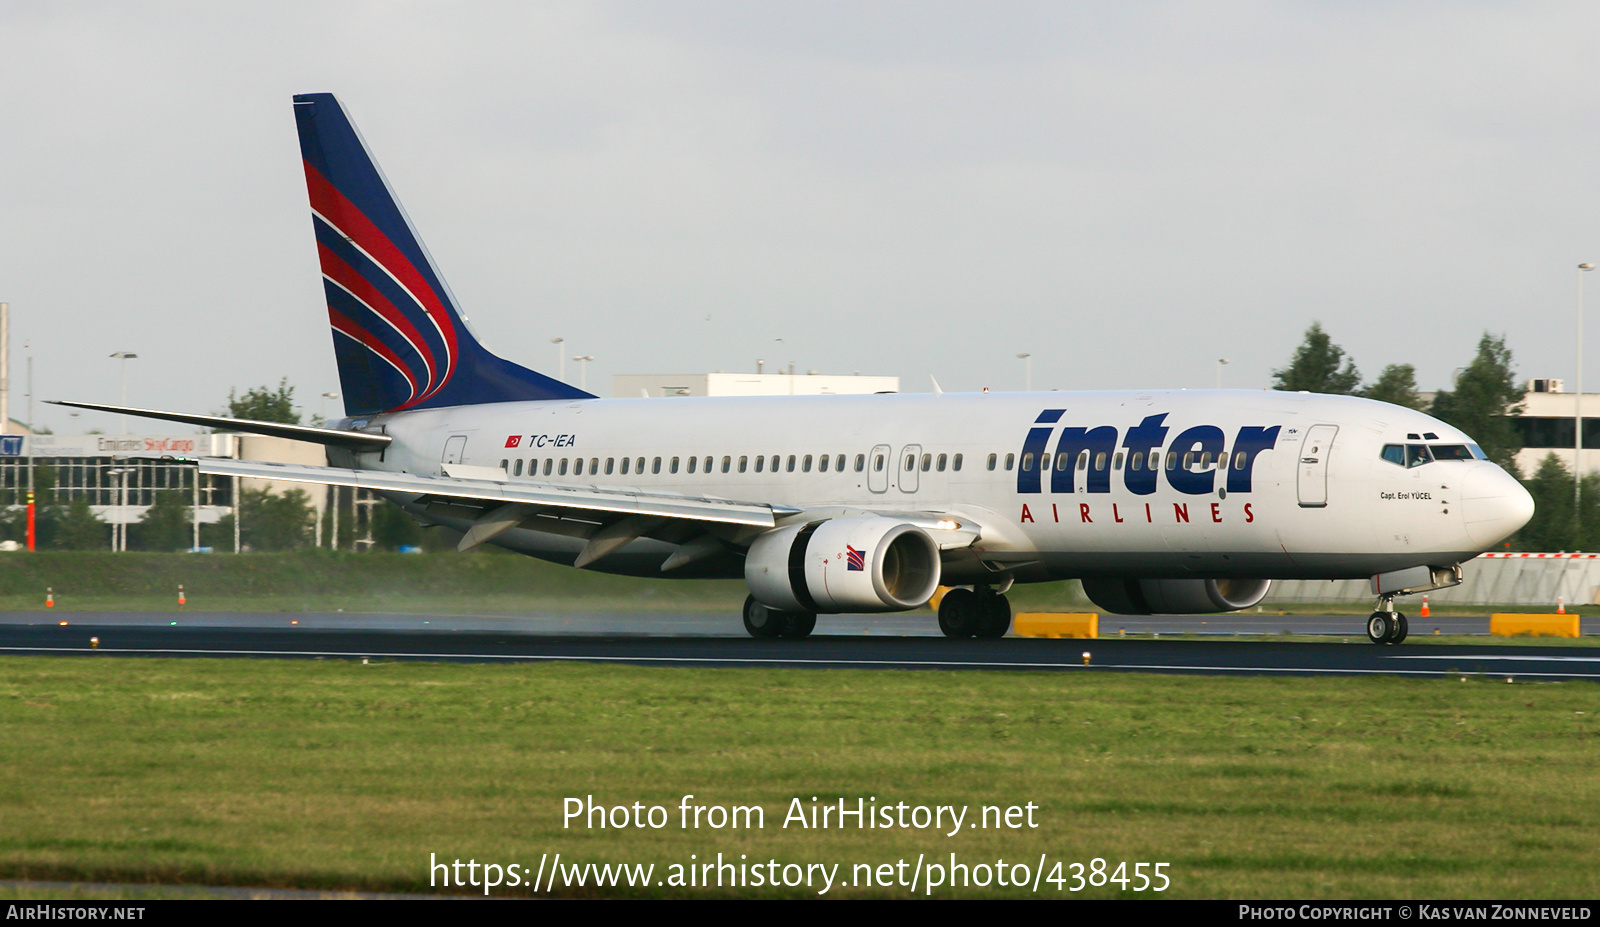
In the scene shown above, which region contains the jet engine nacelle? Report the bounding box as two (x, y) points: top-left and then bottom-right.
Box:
(745, 517), (942, 613)
(1080, 577), (1271, 615)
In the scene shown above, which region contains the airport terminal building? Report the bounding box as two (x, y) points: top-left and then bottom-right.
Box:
(0, 432), (327, 539)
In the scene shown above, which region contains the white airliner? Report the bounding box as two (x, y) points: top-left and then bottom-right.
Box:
(57, 93), (1536, 645)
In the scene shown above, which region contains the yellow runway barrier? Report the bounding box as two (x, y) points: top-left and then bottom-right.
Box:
(1489, 613), (1580, 638)
(1012, 612), (1099, 639)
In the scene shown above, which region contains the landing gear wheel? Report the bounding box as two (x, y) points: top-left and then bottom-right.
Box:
(973, 592), (1012, 639)
(743, 595), (785, 639)
(938, 588), (980, 638)
(1390, 612), (1409, 644)
(1366, 611), (1394, 645)
(783, 612), (817, 639)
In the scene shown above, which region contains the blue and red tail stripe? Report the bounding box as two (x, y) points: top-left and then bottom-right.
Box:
(293, 93), (592, 414)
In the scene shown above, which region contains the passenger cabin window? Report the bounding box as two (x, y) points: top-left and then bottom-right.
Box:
(1055, 453), (1069, 472)
(620, 457), (630, 475)
(987, 453), (997, 471)
(670, 457), (680, 473)
(905, 454), (916, 471)
(652, 457), (662, 474)
(1233, 451), (1247, 470)
(1021, 453), (1034, 472)
(1077, 450), (1089, 471)
(1094, 452), (1107, 471)
(738, 456), (748, 473)
(636, 457), (645, 474)
(755, 456), (765, 473)
(936, 453), (947, 472)
(559, 459), (569, 476)
(920, 453), (931, 472)
(874, 454), (885, 472)
(722, 456), (731, 473)
(788, 455), (797, 473)
(836, 454), (846, 471)
(855, 454), (866, 472)
(1004, 453), (1015, 471)
(512, 459), (523, 476)
(952, 453), (962, 471)
(703, 456), (712, 473)
(818, 454), (829, 472)
(688, 456), (698, 474)
(605, 458), (615, 475)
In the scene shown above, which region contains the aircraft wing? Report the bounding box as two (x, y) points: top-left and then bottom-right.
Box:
(190, 457), (985, 565)
(195, 457), (787, 526)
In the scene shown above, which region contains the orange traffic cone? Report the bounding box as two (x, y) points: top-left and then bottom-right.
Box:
(178, 584), (186, 607)
(1558, 597), (1566, 615)
(45, 587), (53, 608)
(1420, 595), (1430, 618)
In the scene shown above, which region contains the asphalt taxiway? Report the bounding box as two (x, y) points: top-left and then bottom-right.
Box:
(0, 611), (1594, 680)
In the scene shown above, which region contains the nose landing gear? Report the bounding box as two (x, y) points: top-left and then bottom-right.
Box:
(1366, 595), (1409, 645)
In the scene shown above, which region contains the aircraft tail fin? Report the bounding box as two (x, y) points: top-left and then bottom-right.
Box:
(292, 93), (593, 415)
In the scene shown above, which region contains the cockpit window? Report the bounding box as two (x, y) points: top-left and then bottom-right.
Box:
(1384, 442), (1485, 467)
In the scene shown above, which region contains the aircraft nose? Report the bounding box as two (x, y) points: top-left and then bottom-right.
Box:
(1461, 464), (1535, 549)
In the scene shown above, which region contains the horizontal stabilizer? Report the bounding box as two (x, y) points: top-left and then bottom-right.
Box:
(49, 400), (391, 450)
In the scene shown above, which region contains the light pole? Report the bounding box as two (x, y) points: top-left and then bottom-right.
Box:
(110, 352), (137, 433)
(573, 355), (594, 392)
(551, 337), (565, 382)
(1016, 353), (1032, 391)
(107, 466), (132, 552)
(316, 389), (338, 547)
(1216, 358), (1230, 389)
(1578, 263), (1595, 547)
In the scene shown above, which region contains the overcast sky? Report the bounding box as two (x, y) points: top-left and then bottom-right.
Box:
(5, 1), (1600, 432)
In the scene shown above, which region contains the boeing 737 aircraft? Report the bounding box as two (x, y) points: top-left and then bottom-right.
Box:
(58, 93), (1536, 645)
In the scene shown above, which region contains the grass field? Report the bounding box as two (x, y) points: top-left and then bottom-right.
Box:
(2, 656), (1597, 898)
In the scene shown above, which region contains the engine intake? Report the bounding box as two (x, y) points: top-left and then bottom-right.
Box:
(745, 518), (941, 613)
(1080, 577), (1270, 615)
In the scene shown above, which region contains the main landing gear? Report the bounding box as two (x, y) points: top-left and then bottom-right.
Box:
(938, 586), (1013, 639)
(742, 595), (817, 639)
(1366, 595), (1409, 645)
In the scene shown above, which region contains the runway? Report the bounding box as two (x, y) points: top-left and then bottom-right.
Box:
(0, 611), (1595, 680)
